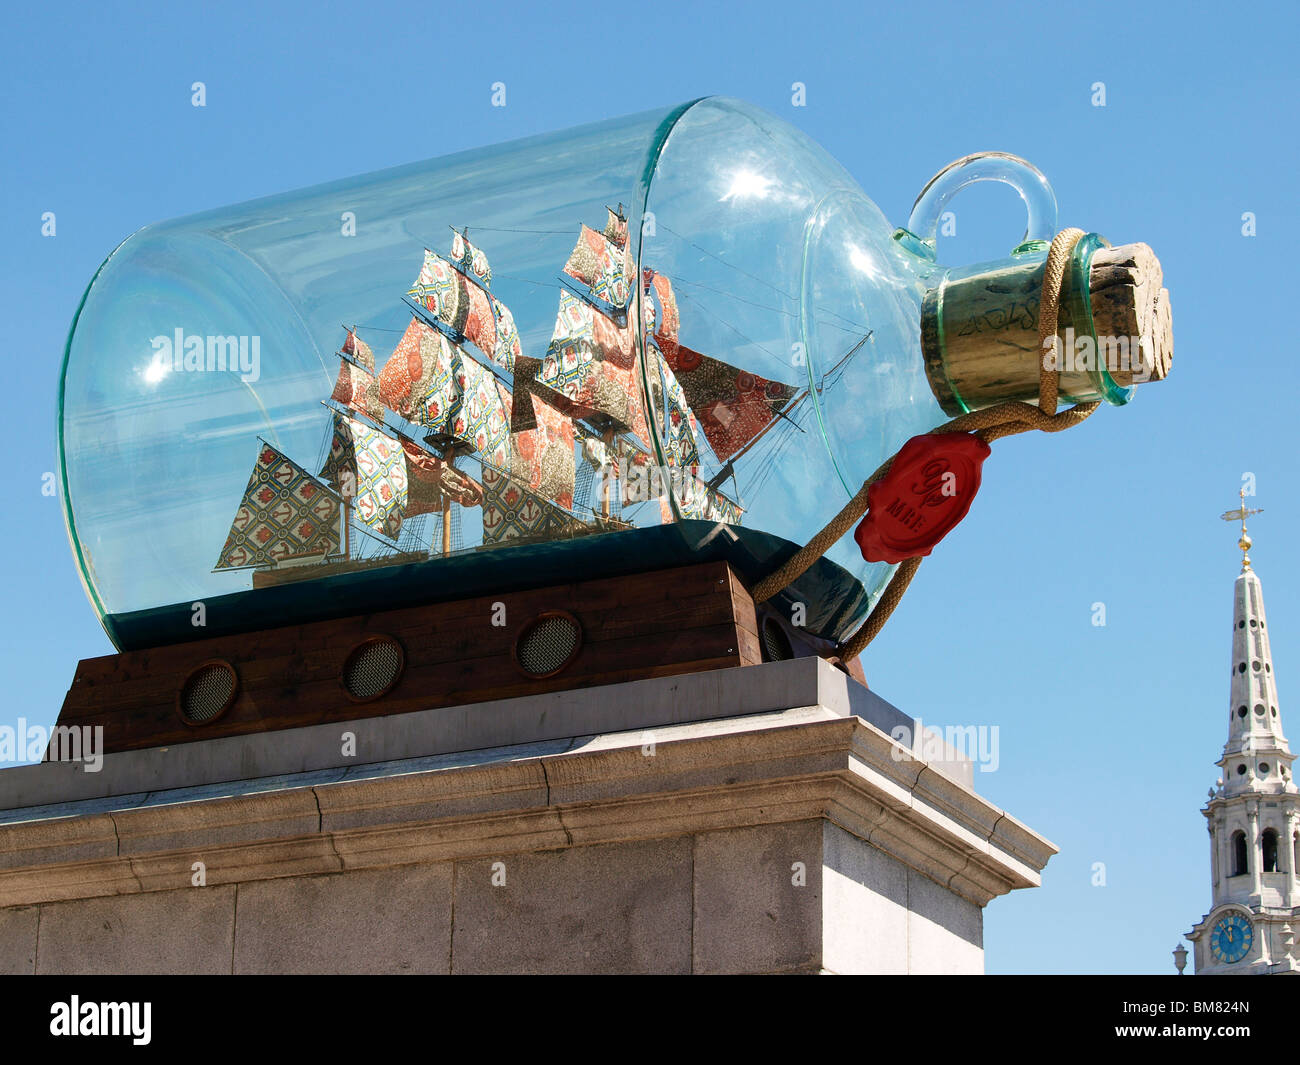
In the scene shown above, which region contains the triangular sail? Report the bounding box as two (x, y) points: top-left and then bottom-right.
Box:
(215, 442), (341, 570)
(644, 270), (797, 464)
(481, 466), (587, 545)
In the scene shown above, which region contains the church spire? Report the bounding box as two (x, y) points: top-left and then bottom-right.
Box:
(1221, 488), (1263, 573)
(1217, 494), (1294, 798)
(1185, 490), (1300, 974)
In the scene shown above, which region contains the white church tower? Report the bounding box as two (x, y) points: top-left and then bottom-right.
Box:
(1186, 493), (1299, 974)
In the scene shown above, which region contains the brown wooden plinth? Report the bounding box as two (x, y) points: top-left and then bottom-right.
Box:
(56, 562), (762, 755)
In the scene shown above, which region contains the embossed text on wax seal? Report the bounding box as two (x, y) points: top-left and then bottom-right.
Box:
(854, 433), (991, 564)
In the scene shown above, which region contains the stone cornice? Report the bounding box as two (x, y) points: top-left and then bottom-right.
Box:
(0, 709), (1054, 909)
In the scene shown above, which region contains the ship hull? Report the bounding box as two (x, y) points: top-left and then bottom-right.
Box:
(102, 522), (871, 652)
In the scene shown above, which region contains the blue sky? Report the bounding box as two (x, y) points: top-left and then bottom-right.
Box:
(2, 0), (1297, 974)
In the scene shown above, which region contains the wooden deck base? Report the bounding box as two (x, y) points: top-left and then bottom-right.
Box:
(56, 561), (775, 755)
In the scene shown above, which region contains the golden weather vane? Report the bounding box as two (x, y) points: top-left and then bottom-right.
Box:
(1220, 488), (1263, 572)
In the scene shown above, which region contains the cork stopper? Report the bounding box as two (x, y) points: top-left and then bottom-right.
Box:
(921, 241), (1173, 415)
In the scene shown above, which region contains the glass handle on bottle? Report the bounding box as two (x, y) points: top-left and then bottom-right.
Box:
(905, 151), (1059, 259)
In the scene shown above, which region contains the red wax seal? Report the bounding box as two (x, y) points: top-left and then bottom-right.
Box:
(854, 433), (991, 564)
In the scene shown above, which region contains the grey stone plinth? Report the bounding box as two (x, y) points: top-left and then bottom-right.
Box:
(0, 660), (1054, 974)
(234, 865), (453, 975)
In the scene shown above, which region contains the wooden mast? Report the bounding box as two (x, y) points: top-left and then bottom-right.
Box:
(600, 429), (614, 519)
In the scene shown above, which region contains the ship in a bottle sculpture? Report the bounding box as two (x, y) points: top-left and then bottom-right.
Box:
(59, 98), (1172, 654)
(215, 212), (757, 582)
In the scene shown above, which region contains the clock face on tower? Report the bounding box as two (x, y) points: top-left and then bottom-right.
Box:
(1210, 912), (1254, 964)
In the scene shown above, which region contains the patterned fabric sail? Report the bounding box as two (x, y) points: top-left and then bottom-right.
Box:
(418, 336), (576, 510)
(645, 270), (680, 362)
(341, 328), (376, 372)
(481, 467), (583, 545)
(377, 318), (450, 422)
(319, 413), (408, 540)
(563, 224), (632, 311)
(331, 327), (384, 425)
(423, 343), (511, 470)
(676, 475), (743, 524)
(526, 289), (644, 433)
(491, 294), (522, 373)
(450, 229), (492, 287)
(502, 381), (575, 510)
(603, 207), (628, 249)
(646, 350), (701, 470)
(407, 249), (517, 371)
(402, 440), (483, 516)
(215, 443), (340, 570)
(661, 342), (797, 464)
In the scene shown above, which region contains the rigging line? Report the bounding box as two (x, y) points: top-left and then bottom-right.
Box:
(345, 513), (405, 554)
(745, 432), (801, 502)
(672, 290), (787, 365)
(718, 392), (811, 471)
(657, 223), (797, 302)
(739, 402), (811, 485)
(750, 405), (813, 486)
(664, 271), (875, 338)
(664, 273), (794, 320)
(664, 272), (873, 338)
(739, 426), (792, 488)
(453, 225), (575, 236)
(816, 332), (873, 394)
(652, 223), (886, 335)
(491, 273), (565, 289)
(824, 332), (872, 374)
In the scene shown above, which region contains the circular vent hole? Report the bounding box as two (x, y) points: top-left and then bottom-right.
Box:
(341, 637), (405, 701)
(762, 617), (794, 662)
(516, 614), (581, 677)
(178, 662), (237, 725)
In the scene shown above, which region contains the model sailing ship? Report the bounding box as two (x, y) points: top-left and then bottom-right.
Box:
(213, 208), (805, 583)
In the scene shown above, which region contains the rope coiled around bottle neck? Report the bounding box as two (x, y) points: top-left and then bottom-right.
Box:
(750, 228), (1099, 663)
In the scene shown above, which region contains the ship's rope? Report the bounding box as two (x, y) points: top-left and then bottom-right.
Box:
(750, 228), (1098, 663)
